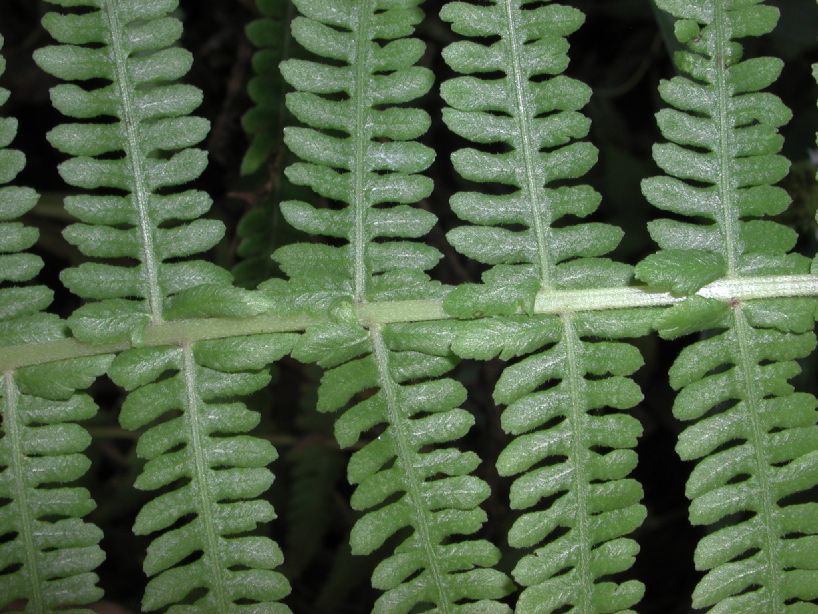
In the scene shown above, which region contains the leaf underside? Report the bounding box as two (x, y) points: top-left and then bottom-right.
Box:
(277, 0), (513, 611)
(439, 1), (651, 612)
(640, 1), (818, 612)
(1, 0), (816, 613)
(0, 33), (109, 614)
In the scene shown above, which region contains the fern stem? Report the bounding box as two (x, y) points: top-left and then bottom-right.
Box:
(370, 325), (454, 613)
(502, 0), (554, 288)
(2, 372), (45, 614)
(102, 0), (164, 322)
(352, 0), (374, 304)
(561, 315), (593, 612)
(713, 0), (739, 275)
(731, 306), (784, 612)
(180, 343), (230, 613)
(4, 274), (818, 372)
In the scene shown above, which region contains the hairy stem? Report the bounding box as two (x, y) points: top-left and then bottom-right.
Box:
(3, 275), (818, 372)
(501, 0), (554, 288)
(712, 0), (740, 275)
(351, 0), (373, 303)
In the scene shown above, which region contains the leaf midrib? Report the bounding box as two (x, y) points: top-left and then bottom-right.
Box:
(712, 0), (739, 275)
(180, 344), (229, 612)
(709, 2), (783, 606)
(370, 326), (454, 613)
(351, 2), (373, 303)
(102, 0), (164, 322)
(2, 372), (45, 614)
(503, 0), (554, 288)
(731, 307), (783, 611)
(561, 316), (593, 611)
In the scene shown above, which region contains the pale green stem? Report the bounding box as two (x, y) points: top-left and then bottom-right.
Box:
(501, 0), (554, 288)
(351, 1), (373, 303)
(1, 275), (817, 372)
(730, 306), (783, 612)
(102, 0), (164, 322)
(180, 344), (230, 613)
(712, 0), (739, 274)
(560, 315), (593, 612)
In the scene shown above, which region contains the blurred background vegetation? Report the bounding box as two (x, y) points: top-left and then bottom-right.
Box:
(1, 0), (818, 611)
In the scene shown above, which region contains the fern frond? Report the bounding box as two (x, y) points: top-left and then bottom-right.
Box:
(0, 35), (110, 611)
(276, 0), (441, 306)
(294, 322), (513, 613)
(275, 1), (513, 609)
(108, 332), (298, 613)
(34, 0), (230, 343)
(440, 0), (621, 316)
(241, 0), (295, 176)
(33, 4), (305, 610)
(439, 2), (650, 611)
(0, 42), (55, 345)
(234, 0), (307, 289)
(637, 0), (799, 290)
(0, 357), (112, 613)
(639, 1), (818, 611)
(450, 311), (652, 613)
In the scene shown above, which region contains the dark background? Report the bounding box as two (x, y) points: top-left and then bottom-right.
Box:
(1, 0), (818, 612)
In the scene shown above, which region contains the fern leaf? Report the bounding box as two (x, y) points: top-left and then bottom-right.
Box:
(440, 2), (650, 611)
(440, 0), (623, 317)
(0, 44), (55, 345)
(0, 357), (112, 613)
(242, 0), (296, 176)
(0, 35), (110, 612)
(639, 1), (818, 611)
(276, 0), (441, 306)
(34, 4), (303, 610)
(108, 332), (298, 613)
(234, 0), (304, 289)
(34, 0), (230, 343)
(276, 1), (513, 609)
(447, 309), (649, 614)
(295, 323), (513, 613)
